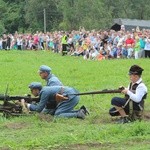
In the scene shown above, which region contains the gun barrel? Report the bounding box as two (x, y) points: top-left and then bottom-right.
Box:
(70, 89), (122, 96)
(10, 96), (39, 103)
(0, 94), (39, 102)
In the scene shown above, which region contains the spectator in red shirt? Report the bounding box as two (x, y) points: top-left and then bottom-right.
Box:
(33, 34), (39, 50)
(125, 34), (135, 58)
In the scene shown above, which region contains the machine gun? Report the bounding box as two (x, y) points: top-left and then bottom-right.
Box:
(0, 94), (39, 117)
(0, 84), (39, 117)
(0, 94), (39, 103)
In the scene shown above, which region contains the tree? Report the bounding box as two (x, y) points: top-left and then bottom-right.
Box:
(0, 0), (7, 33)
(1, 0), (28, 33)
(130, 0), (150, 20)
(1, 0), (150, 33)
(58, 0), (112, 30)
(25, 0), (62, 32)
(103, 0), (150, 20)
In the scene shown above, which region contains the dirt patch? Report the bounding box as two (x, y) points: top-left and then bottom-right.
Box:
(37, 113), (53, 122)
(4, 122), (29, 129)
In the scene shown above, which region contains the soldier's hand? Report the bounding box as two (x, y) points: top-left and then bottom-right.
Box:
(20, 99), (25, 104)
(121, 88), (128, 94)
(20, 99), (28, 108)
(20, 99), (29, 114)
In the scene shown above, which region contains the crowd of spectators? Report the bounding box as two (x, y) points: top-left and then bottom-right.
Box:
(0, 26), (150, 59)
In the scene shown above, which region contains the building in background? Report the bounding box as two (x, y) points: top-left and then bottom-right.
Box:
(111, 18), (150, 31)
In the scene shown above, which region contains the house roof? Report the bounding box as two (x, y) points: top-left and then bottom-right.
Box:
(114, 18), (150, 28)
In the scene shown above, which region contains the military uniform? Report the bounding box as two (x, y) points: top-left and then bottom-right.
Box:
(39, 65), (63, 114)
(28, 83), (87, 119)
(39, 65), (63, 86)
(46, 74), (63, 86)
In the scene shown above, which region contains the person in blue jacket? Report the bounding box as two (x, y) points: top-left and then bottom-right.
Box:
(38, 65), (63, 86)
(38, 65), (88, 115)
(22, 82), (89, 119)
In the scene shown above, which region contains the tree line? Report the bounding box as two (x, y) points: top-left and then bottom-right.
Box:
(0, 0), (150, 33)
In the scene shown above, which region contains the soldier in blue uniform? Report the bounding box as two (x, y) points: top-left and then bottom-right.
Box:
(38, 65), (63, 114)
(21, 82), (88, 119)
(38, 65), (89, 115)
(38, 65), (63, 86)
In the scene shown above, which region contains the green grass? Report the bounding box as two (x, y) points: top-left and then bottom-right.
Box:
(0, 50), (150, 150)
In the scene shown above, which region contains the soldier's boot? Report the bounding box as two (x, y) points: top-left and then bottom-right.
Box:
(80, 105), (90, 115)
(77, 109), (86, 119)
(116, 116), (131, 124)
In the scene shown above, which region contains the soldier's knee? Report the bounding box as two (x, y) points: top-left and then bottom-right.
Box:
(111, 97), (118, 105)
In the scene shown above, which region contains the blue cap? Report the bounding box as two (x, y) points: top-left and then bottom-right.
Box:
(39, 65), (51, 74)
(28, 82), (42, 90)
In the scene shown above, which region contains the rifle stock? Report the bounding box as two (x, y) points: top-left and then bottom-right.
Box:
(70, 89), (122, 96)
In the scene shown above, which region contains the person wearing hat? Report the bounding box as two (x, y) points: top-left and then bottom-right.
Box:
(109, 65), (147, 123)
(39, 65), (63, 86)
(38, 65), (88, 115)
(21, 82), (89, 119)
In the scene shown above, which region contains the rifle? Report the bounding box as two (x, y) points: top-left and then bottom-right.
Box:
(69, 88), (124, 96)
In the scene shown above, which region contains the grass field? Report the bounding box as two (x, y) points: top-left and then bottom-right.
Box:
(0, 50), (150, 150)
